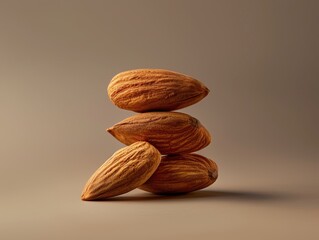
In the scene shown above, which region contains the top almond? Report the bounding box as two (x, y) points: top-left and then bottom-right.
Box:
(107, 69), (209, 112)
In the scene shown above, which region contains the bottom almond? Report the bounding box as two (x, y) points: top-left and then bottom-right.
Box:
(139, 153), (218, 194)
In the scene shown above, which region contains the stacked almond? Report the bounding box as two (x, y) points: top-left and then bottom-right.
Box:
(81, 69), (218, 200)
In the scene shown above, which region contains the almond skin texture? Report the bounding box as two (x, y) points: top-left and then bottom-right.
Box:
(139, 154), (218, 194)
(107, 69), (209, 112)
(107, 112), (211, 154)
(81, 141), (161, 200)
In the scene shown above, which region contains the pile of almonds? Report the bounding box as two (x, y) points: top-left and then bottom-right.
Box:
(81, 69), (218, 200)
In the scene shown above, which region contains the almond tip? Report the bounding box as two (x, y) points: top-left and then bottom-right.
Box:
(203, 86), (210, 95)
(81, 194), (87, 201)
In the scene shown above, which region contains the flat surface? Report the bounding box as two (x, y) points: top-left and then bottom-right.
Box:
(1, 152), (318, 240)
(1, 1), (318, 239)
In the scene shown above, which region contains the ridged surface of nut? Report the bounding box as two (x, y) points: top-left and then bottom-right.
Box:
(108, 69), (209, 112)
(107, 112), (211, 154)
(139, 154), (218, 194)
(81, 141), (161, 200)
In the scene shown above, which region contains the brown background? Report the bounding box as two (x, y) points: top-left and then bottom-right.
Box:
(1, 0), (318, 239)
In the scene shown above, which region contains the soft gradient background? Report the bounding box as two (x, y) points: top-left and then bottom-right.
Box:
(1, 0), (318, 239)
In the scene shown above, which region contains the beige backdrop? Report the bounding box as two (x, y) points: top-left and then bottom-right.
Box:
(1, 0), (318, 239)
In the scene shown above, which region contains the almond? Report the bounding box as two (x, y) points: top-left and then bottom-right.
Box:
(107, 112), (211, 154)
(139, 154), (218, 194)
(81, 141), (161, 200)
(107, 69), (209, 112)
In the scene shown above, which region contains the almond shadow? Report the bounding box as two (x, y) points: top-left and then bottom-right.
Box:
(91, 189), (295, 202)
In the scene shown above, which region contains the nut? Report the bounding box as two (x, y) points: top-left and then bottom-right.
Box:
(139, 153), (218, 194)
(107, 112), (211, 154)
(81, 141), (161, 200)
(108, 69), (209, 112)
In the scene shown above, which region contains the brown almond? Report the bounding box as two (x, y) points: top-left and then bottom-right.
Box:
(81, 141), (161, 200)
(107, 69), (209, 112)
(139, 154), (218, 194)
(107, 112), (211, 154)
